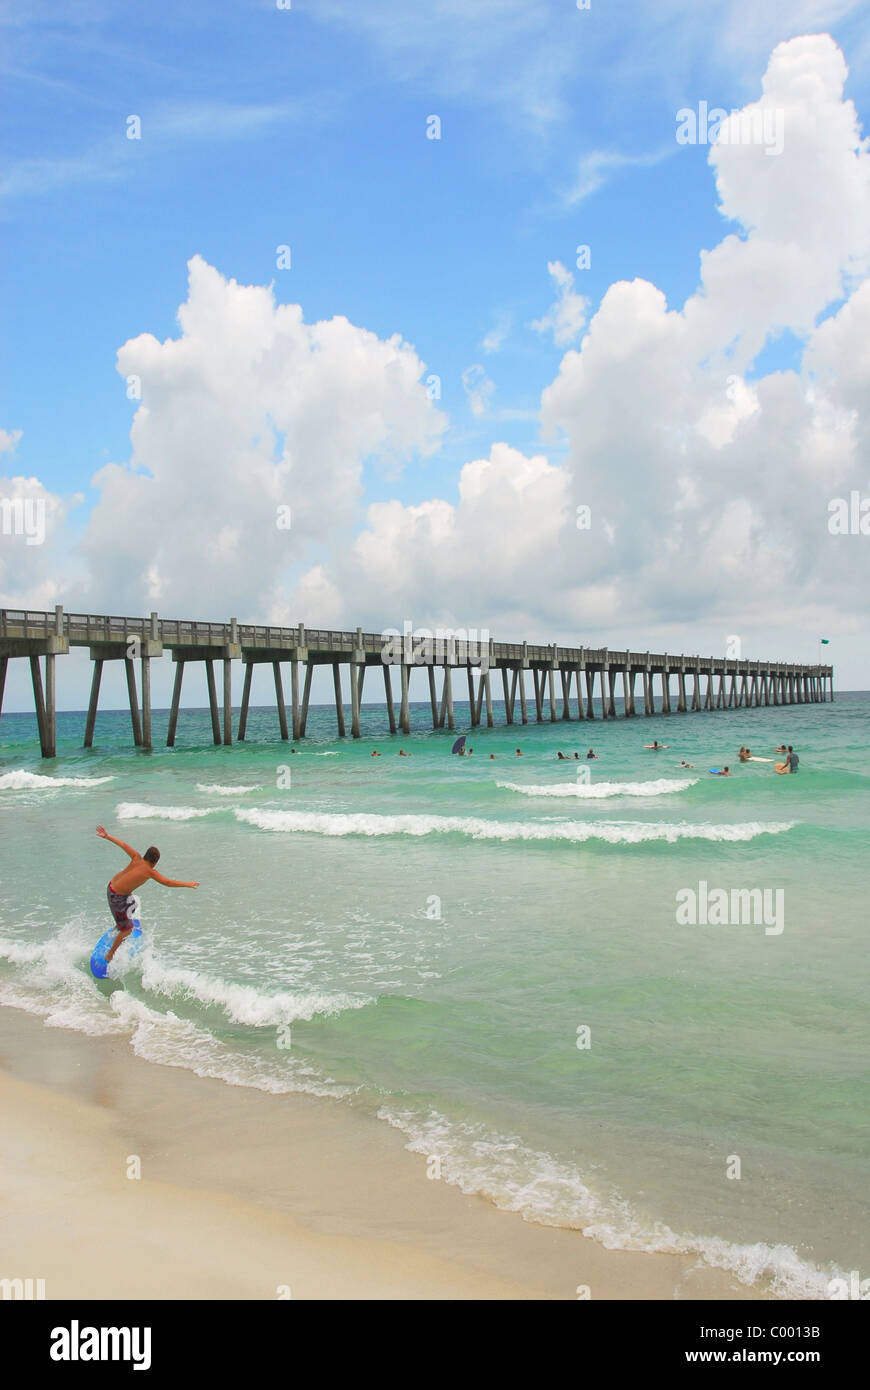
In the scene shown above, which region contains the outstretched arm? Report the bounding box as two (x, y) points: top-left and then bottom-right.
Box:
(150, 870), (199, 888)
(96, 825), (137, 859)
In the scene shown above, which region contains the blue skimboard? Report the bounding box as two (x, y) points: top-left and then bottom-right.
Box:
(90, 921), (143, 979)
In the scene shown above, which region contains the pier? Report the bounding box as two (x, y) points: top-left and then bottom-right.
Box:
(0, 607), (834, 757)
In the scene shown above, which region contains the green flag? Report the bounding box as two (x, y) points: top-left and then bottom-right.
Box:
(820, 638), (830, 644)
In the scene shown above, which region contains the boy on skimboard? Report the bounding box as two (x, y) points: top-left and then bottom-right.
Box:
(96, 825), (199, 963)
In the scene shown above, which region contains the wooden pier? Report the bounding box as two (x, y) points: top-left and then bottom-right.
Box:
(0, 607), (834, 757)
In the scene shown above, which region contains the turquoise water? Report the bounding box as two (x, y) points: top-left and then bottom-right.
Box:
(1, 693), (867, 1296)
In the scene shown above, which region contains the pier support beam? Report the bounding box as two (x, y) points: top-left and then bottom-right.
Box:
(125, 657), (143, 746)
(274, 662), (289, 741)
(385, 664), (398, 732)
(350, 656), (362, 738)
(332, 664), (346, 737)
(300, 662), (313, 736)
(622, 667), (633, 716)
(399, 663), (411, 734)
(291, 660), (301, 741)
(83, 659), (103, 748)
(29, 655), (53, 758)
(484, 670), (494, 727)
(548, 666), (558, 722)
(237, 663), (253, 741)
(140, 655), (153, 749)
(167, 663), (184, 746)
(221, 658), (232, 745)
(438, 665), (454, 730)
(468, 668), (479, 727)
(502, 668), (513, 724)
(560, 668), (572, 720)
(205, 661), (221, 744)
(427, 666), (438, 730)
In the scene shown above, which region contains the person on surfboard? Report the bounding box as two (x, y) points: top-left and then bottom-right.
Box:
(775, 745), (799, 774)
(96, 826), (198, 963)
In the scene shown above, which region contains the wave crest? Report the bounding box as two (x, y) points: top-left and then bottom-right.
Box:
(498, 778), (698, 799)
(235, 807), (794, 844)
(0, 770), (114, 789)
(117, 802), (215, 821)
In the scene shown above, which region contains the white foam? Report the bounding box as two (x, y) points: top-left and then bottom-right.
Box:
(0, 926), (130, 1037)
(235, 807), (795, 844)
(0, 770), (115, 789)
(117, 802), (215, 821)
(379, 1105), (845, 1301)
(108, 993), (354, 1097)
(195, 783), (258, 795)
(498, 778), (698, 799)
(138, 952), (372, 1027)
(0, 929), (356, 1096)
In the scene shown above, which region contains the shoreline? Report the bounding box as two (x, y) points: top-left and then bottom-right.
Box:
(0, 1005), (762, 1301)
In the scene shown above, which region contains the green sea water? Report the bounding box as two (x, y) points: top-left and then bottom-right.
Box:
(1, 692), (867, 1297)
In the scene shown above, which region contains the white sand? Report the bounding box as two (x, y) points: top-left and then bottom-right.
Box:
(0, 1008), (762, 1300)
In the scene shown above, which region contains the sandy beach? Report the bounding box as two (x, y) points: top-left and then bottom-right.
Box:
(0, 1007), (764, 1301)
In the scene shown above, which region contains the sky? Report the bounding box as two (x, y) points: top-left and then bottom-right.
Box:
(2, 0), (870, 713)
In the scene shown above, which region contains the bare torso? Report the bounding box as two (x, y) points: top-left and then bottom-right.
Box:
(110, 858), (155, 894)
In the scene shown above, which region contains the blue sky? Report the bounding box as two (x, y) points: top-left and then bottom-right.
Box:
(2, 1), (870, 710)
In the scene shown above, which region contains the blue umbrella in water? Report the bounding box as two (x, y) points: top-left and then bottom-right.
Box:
(451, 735), (467, 754)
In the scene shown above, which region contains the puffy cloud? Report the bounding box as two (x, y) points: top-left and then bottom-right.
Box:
(686, 34), (870, 368)
(75, 256), (444, 617)
(340, 443), (572, 631)
(535, 33), (870, 632)
(0, 464), (83, 610)
(300, 34), (870, 653)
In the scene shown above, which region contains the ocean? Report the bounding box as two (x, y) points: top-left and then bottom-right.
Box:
(1, 692), (867, 1299)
